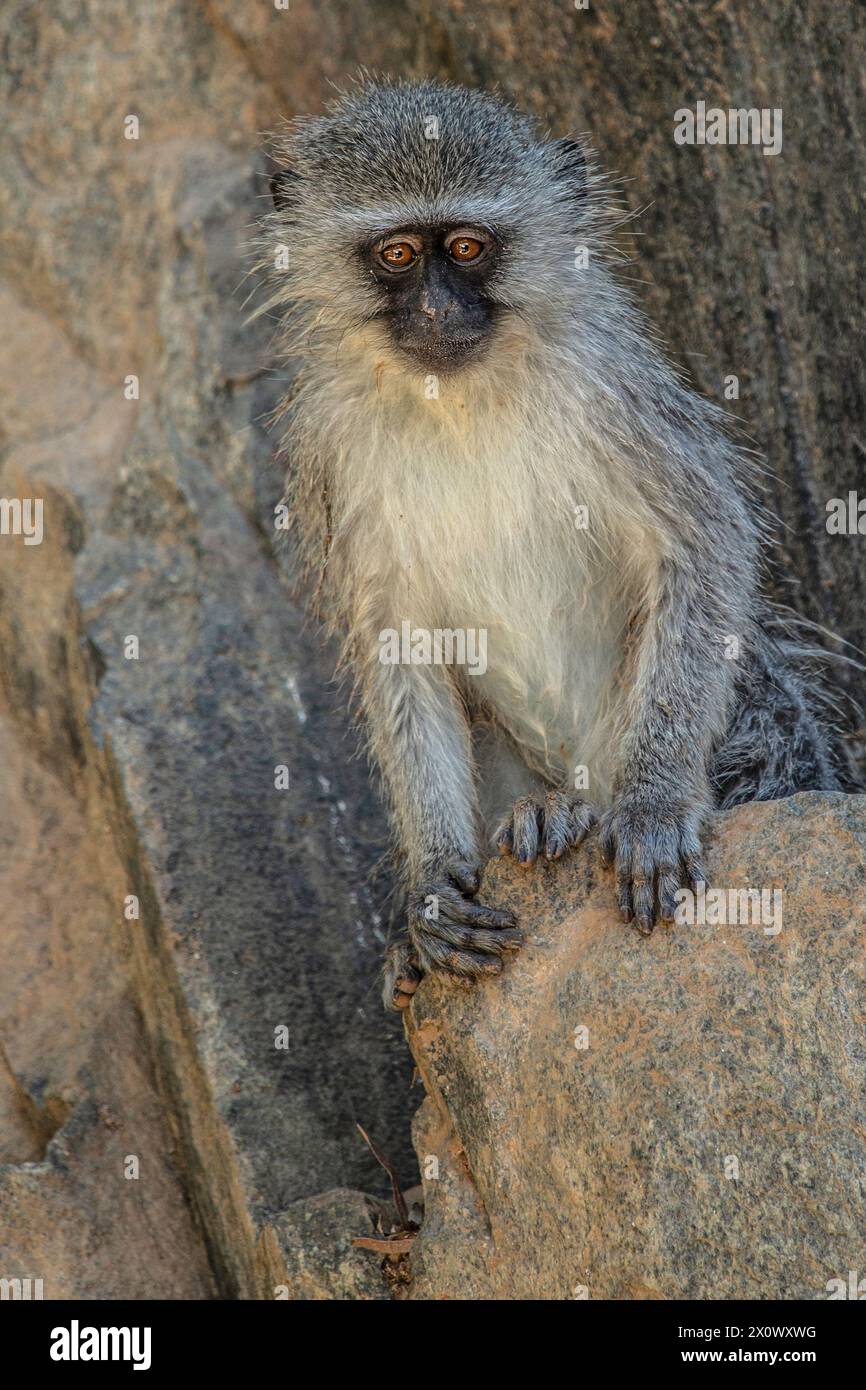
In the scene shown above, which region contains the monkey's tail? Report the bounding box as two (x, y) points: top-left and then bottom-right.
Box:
(710, 616), (862, 808)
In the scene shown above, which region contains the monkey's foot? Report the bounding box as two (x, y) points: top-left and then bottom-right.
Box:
(599, 794), (707, 935)
(494, 790), (597, 866)
(382, 939), (423, 1012)
(405, 858), (523, 990)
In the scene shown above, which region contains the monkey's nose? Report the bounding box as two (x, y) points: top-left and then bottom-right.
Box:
(421, 302), (437, 320)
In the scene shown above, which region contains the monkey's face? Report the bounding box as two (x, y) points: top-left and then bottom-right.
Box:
(265, 80), (591, 381)
(361, 223), (502, 374)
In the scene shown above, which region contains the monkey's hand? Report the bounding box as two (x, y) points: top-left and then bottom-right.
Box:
(599, 792), (707, 935)
(383, 861), (522, 1011)
(407, 859), (522, 989)
(494, 790), (597, 866)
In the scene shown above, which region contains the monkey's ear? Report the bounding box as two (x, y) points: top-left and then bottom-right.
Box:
(550, 137), (587, 202)
(270, 166), (301, 211)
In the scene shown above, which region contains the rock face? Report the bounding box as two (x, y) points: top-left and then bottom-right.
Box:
(0, 2), (419, 1300)
(0, 705), (216, 1298)
(406, 794), (866, 1300)
(0, 0), (863, 1300)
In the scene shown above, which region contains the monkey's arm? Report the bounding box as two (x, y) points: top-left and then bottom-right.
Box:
(360, 654), (522, 1002)
(600, 515), (753, 933)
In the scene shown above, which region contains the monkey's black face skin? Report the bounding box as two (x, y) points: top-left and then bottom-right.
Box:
(362, 224), (503, 373)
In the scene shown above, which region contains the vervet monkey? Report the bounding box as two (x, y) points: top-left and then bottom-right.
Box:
(260, 79), (843, 1010)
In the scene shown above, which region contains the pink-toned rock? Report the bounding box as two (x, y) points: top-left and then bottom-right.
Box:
(405, 793), (866, 1300)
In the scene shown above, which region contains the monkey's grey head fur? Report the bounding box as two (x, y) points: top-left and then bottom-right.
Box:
(260, 78), (611, 376)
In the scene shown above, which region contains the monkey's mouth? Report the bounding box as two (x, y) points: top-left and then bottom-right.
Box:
(395, 334), (488, 374)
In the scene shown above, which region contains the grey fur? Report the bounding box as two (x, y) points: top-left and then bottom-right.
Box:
(256, 78), (845, 1008)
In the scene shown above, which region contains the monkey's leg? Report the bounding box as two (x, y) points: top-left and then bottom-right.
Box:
(494, 790), (597, 866)
(361, 657), (523, 1009)
(599, 554), (743, 934)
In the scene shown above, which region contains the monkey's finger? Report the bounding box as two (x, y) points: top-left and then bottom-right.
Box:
(616, 866), (634, 922)
(394, 972), (420, 995)
(658, 868), (681, 922)
(545, 797), (597, 858)
(447, 860), (482, 895)
(570, 798), (598, 840)
(684, 854), (708, 893)
(652, 832), (684, 923)
(544, 835), (568, 861)
(494, 819), (514, 856)
(384, 977), (421, 1012)
(631, 839), (658, 934)
(631, 876), (655, 935)
(411, 894), (516, 932)
(600, 819), (616, 865)
(382, 940), (423, 1012)
(677, 824), (705, 887)
(418, 936), (504, 979)
(542, 792), (577, 860)
(613, 833), (636, 919)
(445, 896), (518, 930)
(421, 919), (524, 954)
(611, 813), (636, 869)
(511, 796), (542, 866)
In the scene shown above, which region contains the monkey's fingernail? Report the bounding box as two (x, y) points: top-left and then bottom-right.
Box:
(502, 934), (524, 950)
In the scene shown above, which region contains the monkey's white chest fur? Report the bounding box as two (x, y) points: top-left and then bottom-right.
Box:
(333, 373), (641, 805)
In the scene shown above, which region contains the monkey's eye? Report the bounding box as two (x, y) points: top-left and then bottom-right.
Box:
(445, 229), (487, 264)
(377, 240), (419, 271)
